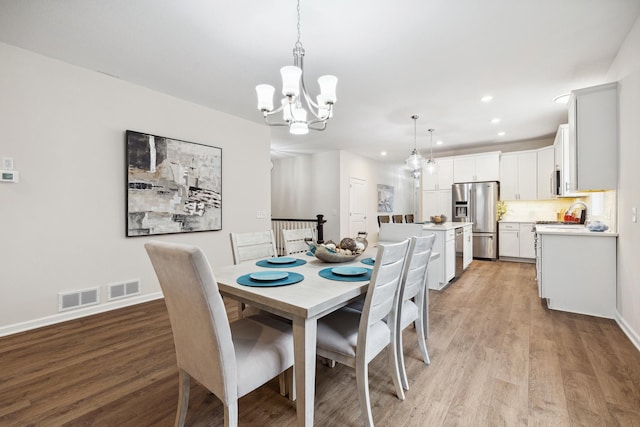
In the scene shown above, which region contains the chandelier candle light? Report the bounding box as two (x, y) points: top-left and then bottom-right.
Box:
(255, 0), (338, 135)
(405, 115), (425, 177)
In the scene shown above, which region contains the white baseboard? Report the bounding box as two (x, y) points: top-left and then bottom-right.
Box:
(0, 292), (164, 338)
(615, 310), (640, 353)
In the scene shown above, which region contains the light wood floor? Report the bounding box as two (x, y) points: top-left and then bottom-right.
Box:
(2, 261), (639, 426)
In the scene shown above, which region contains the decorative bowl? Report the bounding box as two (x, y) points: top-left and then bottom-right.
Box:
(307, 233), (368, 263)
(430, 215), (447, 224)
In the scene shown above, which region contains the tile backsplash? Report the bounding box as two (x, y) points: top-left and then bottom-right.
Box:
(499, 191), (617, 231)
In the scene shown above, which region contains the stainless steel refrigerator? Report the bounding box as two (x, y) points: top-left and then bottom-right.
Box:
(451, 181), (499, 260)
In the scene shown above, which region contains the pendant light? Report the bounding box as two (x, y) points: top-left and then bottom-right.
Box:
(255, 0), (337, 135)
(405, 115), (425, 174)
(425, 128), (438, 175)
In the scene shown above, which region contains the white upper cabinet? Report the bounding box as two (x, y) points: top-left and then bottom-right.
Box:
(536, 146), (554, 200)
(422, 158), (453, 191)
(554, 124), (583, 197)
(453, 152), (500, 183)
(568, 82), (618, 191)
(499, 151), (537, 200)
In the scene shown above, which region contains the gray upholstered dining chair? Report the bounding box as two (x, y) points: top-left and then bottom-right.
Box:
(145, 241), (294, 427)
(396, 234), (435, 391)
(315, 239), (410, 427)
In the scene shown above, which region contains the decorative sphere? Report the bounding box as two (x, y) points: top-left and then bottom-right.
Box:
(339, 237), (357, 252)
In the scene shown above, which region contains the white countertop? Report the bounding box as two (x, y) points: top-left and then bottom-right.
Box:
(535, 224), (618, 237)
(421, 222), (471, 231)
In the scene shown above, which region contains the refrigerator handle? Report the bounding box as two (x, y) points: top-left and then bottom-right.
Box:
(470, 187), (476, 227)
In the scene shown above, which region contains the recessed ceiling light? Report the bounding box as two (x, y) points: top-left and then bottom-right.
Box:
(381, 151), (387, 156)
(553, 93), (570, 104)
(436, 140), (443, 145)
(497, 131), (506, 137)
(481, 95), (493, 103)
(491, 118), (501, 124)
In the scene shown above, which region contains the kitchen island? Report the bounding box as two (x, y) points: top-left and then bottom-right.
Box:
(378, 222), (472, 290)
(535, 224), (618, 318)
(421, 222), (472, 290)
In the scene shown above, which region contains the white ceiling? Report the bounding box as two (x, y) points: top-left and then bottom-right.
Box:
(1, 0), (639, 165)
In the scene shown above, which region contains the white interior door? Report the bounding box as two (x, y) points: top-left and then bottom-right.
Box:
(349, 177), (367, 237)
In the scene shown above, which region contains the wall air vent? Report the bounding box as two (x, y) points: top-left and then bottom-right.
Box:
(58, 287), (100, 312)
(108, 279), (141, 301)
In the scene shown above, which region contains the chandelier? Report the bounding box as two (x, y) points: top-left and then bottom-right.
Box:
(425, 128), (438, 174)
(255, 0), (338, 135)
(405, 115), (425, 175)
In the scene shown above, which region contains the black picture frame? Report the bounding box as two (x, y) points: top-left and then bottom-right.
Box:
(126, 130), (222, 236)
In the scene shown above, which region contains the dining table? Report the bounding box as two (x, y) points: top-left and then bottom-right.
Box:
(213, 246), (439, 427)
(214, 248), (377, 427)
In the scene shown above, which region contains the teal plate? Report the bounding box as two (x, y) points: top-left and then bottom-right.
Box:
(331, 266), (368, 276)
(237, 272), (304, 287)
(319, 268), (372, 282)
(267, 257), (297, 264)
(249, 271), (289, 281)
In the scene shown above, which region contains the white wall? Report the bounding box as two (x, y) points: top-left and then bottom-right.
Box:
(271, 151), (413, 244)
(607, 15), (640, 349)
(271, 151), (341, 241)
(0, 43), (272, 335)
(339, 151), (414, 243)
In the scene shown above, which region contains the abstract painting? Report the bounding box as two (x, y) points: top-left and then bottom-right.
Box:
(377, 184), (394, 213)
(126, 130), (222, 236)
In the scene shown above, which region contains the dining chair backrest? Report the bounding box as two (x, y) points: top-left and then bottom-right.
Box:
(360, 239), (410, 331)
(405, 214), (414, 223)
(144, 241), (236, 403)
(392, 214), (403, 223)
(377, 215), (391, 227)
(229, 230), (277, 264)
(282, 228), (314, 256)
(400, 234), (435, 304)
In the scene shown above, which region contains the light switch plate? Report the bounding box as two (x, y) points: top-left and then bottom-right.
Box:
(2, 157), (13, 170)
(632, 207), (637, 223)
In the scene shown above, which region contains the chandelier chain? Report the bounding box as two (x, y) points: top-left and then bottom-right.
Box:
(296, 0), (303, 49)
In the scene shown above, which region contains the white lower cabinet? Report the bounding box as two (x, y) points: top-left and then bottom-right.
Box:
(538, 233), (616, 318)
(463, 224), (473, 269)
(424, 226), (459, 290)
(499, 222), (534, 261)
(445, 230), (455, 282)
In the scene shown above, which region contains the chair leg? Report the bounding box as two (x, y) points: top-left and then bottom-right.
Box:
(356, 357), (375, 427)
(279, 367), (296, 401)
(224, 401), (238, 427)
(415, 317), (431, 365)
(397, 326), (409, 391)
(175, 369), (190, 427)
(387, 342), (405, 401)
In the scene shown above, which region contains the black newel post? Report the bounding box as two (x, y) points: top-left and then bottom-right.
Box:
(316, 214), (326, 244)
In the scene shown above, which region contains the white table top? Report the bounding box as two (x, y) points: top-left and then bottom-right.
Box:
(214, 251), (375, 320)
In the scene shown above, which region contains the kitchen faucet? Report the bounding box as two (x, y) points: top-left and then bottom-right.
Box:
(566, 201), (587, 223)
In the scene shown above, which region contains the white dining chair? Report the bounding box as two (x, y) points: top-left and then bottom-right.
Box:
(229, 230), (279, 318)
(396, 234), (435, 391)
(145, 241), (295, 427)
(229, 230), (277, 264)
(281, 228), (314, 256)
(315, 239), (410, 427)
